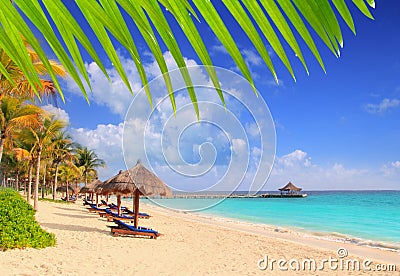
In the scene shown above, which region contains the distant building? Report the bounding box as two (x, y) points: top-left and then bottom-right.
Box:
(278, 182), (302, 195)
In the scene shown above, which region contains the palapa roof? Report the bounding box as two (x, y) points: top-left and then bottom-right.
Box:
(99, 160), (172, 197)
(80, 179), (103, 193)
(278, 182), (302, 191)
(56, 185), (77, 194)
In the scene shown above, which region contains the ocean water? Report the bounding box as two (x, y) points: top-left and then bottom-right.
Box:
(144, 191), (400, 250)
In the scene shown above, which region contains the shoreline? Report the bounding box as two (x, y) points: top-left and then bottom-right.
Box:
(141, 202), (400, 266)
(1, 199), (399, 275)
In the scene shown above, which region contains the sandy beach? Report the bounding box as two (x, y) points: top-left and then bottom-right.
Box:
(1, 199), (398, 275)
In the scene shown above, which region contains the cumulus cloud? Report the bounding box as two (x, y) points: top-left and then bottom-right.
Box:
(41, 104), (70, 123)
(70, 123), (124, 180)
(267, 149), (400, 190)
(64, 51), (203, 118)
(242, 49), (262, 66)
(364, 98), (400, 114)
(381, 161), (400, 177)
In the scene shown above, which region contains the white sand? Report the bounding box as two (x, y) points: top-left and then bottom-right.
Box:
(0, 200), (398, 275)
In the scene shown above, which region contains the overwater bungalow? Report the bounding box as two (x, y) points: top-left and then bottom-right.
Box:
(279, 182), (303, 196)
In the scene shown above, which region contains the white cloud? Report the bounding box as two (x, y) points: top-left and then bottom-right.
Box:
(41, 104), (70, 123)
(381, 161), (400, 177)
(267, 149), (399, 190)
(70, 123), (124, 180)
(242, 49), (262, 66)
(276, 149), (312, 168)
(365, 98), (400, 114)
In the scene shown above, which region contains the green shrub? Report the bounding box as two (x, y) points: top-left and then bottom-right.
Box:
(0, 189), (56, 250)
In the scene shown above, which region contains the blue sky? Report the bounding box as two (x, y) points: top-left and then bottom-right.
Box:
(39, 2), (400, 191)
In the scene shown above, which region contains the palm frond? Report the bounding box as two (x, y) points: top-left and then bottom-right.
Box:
(2, 0), (375, 114)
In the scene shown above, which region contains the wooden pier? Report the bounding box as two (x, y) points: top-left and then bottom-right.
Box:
(165, 193), (307, 199)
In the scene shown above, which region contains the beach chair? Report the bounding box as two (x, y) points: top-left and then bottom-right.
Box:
(101, 200), (108, 206)
(110, 219), (160, 239)
(87, 204), (107, 214)
(107, 203), (150, 218)
(83, 199), (92, 206)
(103, 209), (150, 222)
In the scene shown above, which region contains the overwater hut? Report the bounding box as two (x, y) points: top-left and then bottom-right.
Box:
(278, 182), (302, 195)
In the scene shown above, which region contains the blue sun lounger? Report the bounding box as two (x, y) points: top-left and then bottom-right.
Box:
(108, 203), (150, 218)
(103, 209), (150, 222)
(87, 203), (107, 213)
(110, 219), (160, 239)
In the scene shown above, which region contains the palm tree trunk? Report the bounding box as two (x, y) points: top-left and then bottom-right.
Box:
(41, 163), (46, 199)
(15, 169), (20, 191)
(27, 161), (33, 204)
(34, 149), (41, 211)
(66, 180), (69, 201)
(53, 163), (59, 200)
(0, 135), (5, 165)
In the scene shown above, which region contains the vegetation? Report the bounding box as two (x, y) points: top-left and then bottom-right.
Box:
(0, 188), (56, 250)
(0, 101), (105, 210)
(0, 38), (105, 211)
(2, 1), (375, 117)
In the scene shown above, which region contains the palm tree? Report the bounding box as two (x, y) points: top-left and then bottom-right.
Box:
(75, 146), (105, 186)
(57, 163), (82, 200)
(20, 115), (66, 210)
(2, 1), (375, 115)
(0, 96), (41, 167)
(12, 138), (36, 203)
(50, 131), (76, 200)
(0, 38), (66, 101)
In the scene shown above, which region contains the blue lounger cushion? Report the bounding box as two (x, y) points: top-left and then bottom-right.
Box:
(114, 219), (158, 235)
(107, 205), (150, 217)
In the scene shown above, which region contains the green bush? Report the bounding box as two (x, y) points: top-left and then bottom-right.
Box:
(0, 189), (56, 250)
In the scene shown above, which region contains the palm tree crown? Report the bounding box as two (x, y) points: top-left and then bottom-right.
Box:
(75, 146), (106, 186)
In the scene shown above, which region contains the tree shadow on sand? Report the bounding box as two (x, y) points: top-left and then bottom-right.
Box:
(54, 213), (95, 220)
(41, 222), (109, 234)
(55, 206), (86, 213)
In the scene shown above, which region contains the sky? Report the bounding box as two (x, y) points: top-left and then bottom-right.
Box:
(37, 1), (400, 191)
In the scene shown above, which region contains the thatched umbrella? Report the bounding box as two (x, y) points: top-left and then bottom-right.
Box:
(80, 178), (103, 204)
(56, 185), (75, 194)
(56, 185), (77, 200)
(101, 160), (172, 228)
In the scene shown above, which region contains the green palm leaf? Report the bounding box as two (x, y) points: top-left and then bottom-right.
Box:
(1, 0), (376, 113)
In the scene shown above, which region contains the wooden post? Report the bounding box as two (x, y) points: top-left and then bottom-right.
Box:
(134, 189), (140, 228)
(96, 194), (99, 206)
(117, 195), (121, 216)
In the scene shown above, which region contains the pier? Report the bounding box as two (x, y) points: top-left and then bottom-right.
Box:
(165, 193), (307, 199)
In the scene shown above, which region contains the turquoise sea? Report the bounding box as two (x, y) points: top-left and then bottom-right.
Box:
(144, 191), (400, 251)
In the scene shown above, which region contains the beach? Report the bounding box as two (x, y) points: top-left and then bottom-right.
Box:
(1, 200), (398, 275)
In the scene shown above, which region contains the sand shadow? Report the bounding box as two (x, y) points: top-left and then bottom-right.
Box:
(54, 213), (95, 219)
(55, 206), (85, 213)
(41, 222), (109, 234)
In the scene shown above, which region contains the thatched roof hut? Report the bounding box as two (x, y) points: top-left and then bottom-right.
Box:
(278, 182), (302, 195)
(80, 178), (103, 194)
(100, 160), (172, 227)
(56, 185), (76, 194)
(100, 162), (171, 197)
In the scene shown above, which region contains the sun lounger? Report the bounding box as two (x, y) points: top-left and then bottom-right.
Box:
(61, 196), (77, 202)
(107, 203), (150, 218)
(87, 204), (107, 213)
(103, 209), (150, 222)
(110, 219), (160, 239)
(83, 199), (92, 205)
(101, 200), (108, 206)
